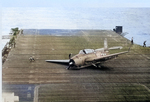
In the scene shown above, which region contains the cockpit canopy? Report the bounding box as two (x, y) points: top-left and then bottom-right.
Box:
(79, 49), (95, 54)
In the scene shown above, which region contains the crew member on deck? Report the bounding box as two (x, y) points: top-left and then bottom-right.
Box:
(131, 37), (133, 44)
(143, 41), (146, 47)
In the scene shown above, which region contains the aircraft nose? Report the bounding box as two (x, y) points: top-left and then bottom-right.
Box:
(69, 59), (75, 66)
(66, 59), (75, 70)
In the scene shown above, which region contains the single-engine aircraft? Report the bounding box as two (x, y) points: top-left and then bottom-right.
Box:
(46, 38), (130, 69)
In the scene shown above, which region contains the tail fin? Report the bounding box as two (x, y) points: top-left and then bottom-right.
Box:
(104, 38), (108, 50)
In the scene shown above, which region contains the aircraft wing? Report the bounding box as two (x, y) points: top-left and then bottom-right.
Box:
(45, 60), (69, 64)
(86, 51), (128, 62)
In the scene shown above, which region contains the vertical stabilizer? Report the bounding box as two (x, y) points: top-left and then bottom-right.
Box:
(104, 38), (108, 50)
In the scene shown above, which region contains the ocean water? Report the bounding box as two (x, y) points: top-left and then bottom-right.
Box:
(2, 7), (150, 50)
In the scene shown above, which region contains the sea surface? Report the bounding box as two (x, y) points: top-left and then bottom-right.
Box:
(2, 7), (150, 50)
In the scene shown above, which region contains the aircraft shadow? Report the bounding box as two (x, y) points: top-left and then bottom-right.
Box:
(70, 65), (114, 71)
(86, 65), (114, 71)
(47, 61), (113, 71)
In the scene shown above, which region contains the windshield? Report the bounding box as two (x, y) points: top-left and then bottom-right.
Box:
(79, 49), (94, 54)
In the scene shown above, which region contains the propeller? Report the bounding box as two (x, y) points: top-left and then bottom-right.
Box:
(66, 59), (75, 70)
(66, 65), (70, 70)
(69, 53), (72, 59)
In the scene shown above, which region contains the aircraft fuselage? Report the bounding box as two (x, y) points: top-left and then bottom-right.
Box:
(69, 50), (109, 68)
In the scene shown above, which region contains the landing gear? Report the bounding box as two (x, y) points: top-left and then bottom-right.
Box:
(96, 64), (101, 68)
(66, 66), (70, 70)
(92, 63), (101, 68)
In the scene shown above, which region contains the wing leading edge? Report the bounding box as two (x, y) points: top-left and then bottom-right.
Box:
(45, 60), (69, 64)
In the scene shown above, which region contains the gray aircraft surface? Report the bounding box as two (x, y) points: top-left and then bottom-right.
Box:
(46, 38), (130, 69)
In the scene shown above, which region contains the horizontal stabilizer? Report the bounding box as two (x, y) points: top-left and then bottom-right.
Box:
(95, 48), (104, 51)
(95, 46), (122, 51)
(108, 46), (123, 50)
